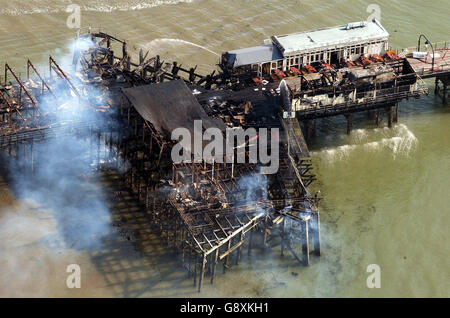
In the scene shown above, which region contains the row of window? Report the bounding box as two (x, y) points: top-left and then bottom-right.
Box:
(270, 41), (386, 68)
(250, 40), (388, 74)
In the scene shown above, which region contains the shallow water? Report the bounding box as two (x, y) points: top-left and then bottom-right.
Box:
(0, 0), (449, 297)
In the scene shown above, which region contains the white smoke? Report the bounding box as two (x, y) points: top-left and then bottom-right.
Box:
(3, 38), (116, 251)
(142, 38), (219, 57)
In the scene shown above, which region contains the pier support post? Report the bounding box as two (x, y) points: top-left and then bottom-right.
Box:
(312, 120), (317, 137)
(394, 102), (399, 123)
(248, 227), (253, 256)
(303, 120), (313, 142)
(281, 217), (286, 257)
(311, 212), (321, 256)
(211, 249), (218, 284)
(30, 140), (34, 173)
(345, 113), (353, 135)
(387, 106), (394, 128)
(375, 111), (381, 127)
(198, 253), (206, 293)
(436, 76), (449, 105)
(223, 240), (231, 274)
(444, 81), (448, 105)
(263, 215), (269, 247)
(193, 254), (198, 287)
(301, 217), (310, 266)
(236, 232), (244, 265)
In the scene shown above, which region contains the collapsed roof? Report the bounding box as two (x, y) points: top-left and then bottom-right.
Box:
(122, 80), (227, 157)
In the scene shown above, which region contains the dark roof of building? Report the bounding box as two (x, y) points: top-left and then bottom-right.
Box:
(122, 80), (226, 157)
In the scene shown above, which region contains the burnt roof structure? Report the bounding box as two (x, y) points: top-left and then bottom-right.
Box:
(123, 80), (226, 136)
(122, 80), (227, 157)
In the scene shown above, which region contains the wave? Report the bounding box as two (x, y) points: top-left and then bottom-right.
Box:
(312, 124), (418, 162)
(0, 0), (193, 16)
(141, 38), (220, 56)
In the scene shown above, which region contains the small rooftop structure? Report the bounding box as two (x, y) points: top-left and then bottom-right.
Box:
(224, 44), (283, 68)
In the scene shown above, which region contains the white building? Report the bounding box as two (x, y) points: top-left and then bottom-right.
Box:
(222, 19), (390, 77)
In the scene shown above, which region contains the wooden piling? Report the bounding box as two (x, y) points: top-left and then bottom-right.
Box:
(193, 253), (197, 287)
(30, 140), (34, 173)
(375, 111), (381, 127)
(263, 215), (269, 247)
(211, 249), (218, 284)
(236, 232), (244, 265)
(247, 228), (253, 256)
(223, 240), (231, 274)
(312, 212), (321, 256)
(301, 217), (310, 266)
(387, 105), (394, 128)
(394, 102), (399, 123)
(281, 217), (286, 257)
(304, 120), (313, 141)
(198, 253), (206, 293)
(444, 81), (448, 105)
(345, 113), (353, 134)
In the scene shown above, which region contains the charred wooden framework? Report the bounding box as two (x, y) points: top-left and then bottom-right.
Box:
(115, 91), (321, 291)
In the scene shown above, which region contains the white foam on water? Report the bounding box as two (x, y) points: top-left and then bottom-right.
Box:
(312, 124), (418, 162)
(142, 38), (220, 56)
(349, 128), (368, 143)
(0, 0), (194, 16)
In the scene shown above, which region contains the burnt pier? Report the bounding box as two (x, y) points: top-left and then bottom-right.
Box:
(0, 25), (448, 292)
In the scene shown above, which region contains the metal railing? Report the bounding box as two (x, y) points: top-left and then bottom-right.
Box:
(294, 79), (428, 118)
(399, 41), (450, 55)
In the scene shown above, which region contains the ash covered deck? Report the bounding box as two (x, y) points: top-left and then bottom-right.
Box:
(407, 49), (450, 77)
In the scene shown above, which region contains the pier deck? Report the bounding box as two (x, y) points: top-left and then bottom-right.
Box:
(407, 52), (450, 78)
(403, 42), (450, 78)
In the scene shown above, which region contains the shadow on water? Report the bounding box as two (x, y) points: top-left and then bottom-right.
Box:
(89, 170), (294, 297)
(1, 151), (303, 297)
(86, 170), (196, 297)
